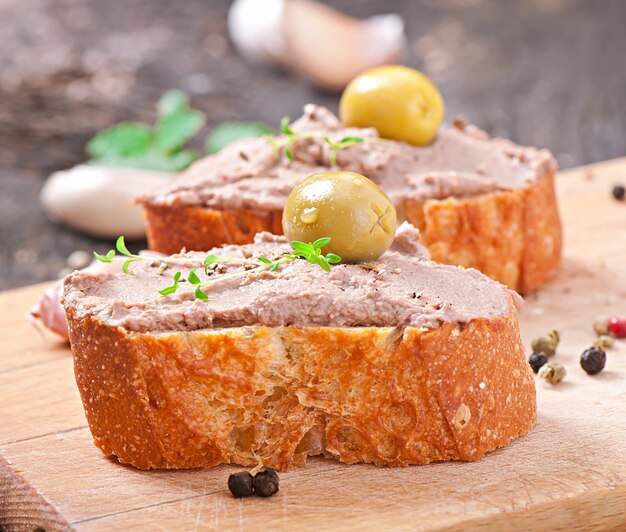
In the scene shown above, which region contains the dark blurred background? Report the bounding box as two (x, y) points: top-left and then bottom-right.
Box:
(1, 0), (625, 289)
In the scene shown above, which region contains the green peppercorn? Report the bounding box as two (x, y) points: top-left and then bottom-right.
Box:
(253, 468), (280, 497)
(593, 318), (610, 336)
(538, 362), (566, 384)
(528, 352), (548, 374)
(593, 335), (614, 349)
(531, 330), (560, 357)
(581, 346), (606, 375)
(228, 471), (254, 498)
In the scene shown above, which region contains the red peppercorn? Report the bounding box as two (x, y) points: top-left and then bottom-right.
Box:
(608, 317), (626, 338)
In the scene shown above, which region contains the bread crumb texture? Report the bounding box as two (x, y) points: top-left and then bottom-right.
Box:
(67, 302), (536, 470)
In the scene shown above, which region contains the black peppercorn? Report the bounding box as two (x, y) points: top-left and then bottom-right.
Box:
(612, 184), (625, 201)
(580, 346), (606, 375)
(528, 351), (548, 374)
(228, 471), (254, 498)
(253, 468), (280, 497)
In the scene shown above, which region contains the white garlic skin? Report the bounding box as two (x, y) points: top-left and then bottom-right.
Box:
(29, 250), (166, 340)
(29, 259), (124, 340)
(228, 0), (287, 65)
(40, 165), (175, 239)
(227, 0), (407, 90)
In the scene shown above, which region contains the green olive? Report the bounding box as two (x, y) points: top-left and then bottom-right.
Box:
(282, 171), (397, 262)
(339, 65), (444, 146)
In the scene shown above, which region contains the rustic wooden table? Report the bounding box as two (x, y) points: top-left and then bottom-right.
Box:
(1, 0), (625, 289)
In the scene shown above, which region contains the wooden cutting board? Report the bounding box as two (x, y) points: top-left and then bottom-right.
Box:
(1, 159), (625, 531)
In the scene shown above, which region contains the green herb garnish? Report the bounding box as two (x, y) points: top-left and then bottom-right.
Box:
(290, 238), (342, 272)
(280, 116), (294, 135)
(86, 90), (205, 172)
(324, 136), (365, 166)
(159, 271), (182, 296)
(265, 115), (374, 167)
(93, 236), (142, 274)
(94, 236), (341, 301)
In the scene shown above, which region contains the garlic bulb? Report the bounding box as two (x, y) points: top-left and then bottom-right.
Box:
(40, 165), (175, 239)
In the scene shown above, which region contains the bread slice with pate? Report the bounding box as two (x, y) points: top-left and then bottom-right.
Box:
(63, 223), (536, 470)
(137, 105), (562, 293)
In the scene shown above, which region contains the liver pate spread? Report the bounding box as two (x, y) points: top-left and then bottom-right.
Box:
(137, 105), (556, 211)
(63, 223), (516, 333)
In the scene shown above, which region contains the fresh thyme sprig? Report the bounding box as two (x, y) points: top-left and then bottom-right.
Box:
(290, 238), (341, 272)
(324, 136), (365, 166)
(183, 254), (297, 301)
(279, 116), (296, 161)
(262, 115), (381, 166)
(94, 236), (143, 274)
(93, 236), (341, 300)
(280, 116), (294, 135)
(159, 271), (182, 296)
(94, 236), (259, 275)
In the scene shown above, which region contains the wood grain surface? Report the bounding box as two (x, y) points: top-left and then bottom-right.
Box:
(1, 159), (626, 531)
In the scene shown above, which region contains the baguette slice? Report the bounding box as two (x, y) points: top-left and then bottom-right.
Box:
(64, 224), (536, 470)
(138, 106), (562, 293)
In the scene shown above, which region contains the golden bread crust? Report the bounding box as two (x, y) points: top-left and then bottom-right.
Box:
(144, 204), (284, 255)
(67, 299), (536, 471)
(519, 171), (563, 293)
(142, 171), (561, 293)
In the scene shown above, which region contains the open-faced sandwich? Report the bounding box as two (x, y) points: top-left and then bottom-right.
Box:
(137, 66), (562, 293)
(64, 171), (536, 470)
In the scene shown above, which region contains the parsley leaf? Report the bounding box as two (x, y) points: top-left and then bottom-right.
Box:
(86, 123), (152, 160)
(87, 149), (200, 173)
(86, 90), (205, 173)
(154, 108), (205, 153)
(157, 90), (189, 117)
(205, 122), (274, 154)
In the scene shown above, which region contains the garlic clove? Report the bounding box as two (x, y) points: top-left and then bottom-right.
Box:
(28, 280), (69, 340)
(228, 0), (287, 66)
(283, 0), (406, 90)
(362, 14), (407, 64)
(29, 258), (125, 340)
(40, 165), (175, 239)
(29, 250), (166, 340)
(227, 0), (406, 91)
